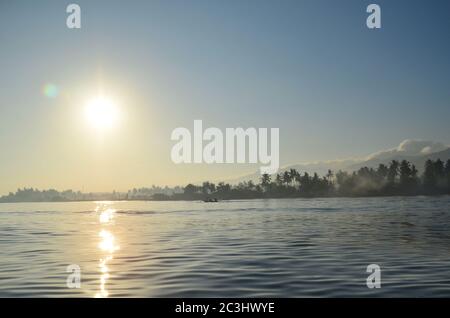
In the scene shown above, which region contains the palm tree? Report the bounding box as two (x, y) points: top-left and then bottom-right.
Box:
(423, 159), (436, 192)
(289, 169), (300, 187)
(445, 160), (450, 191)
(283, 171), (291, 186)
(326, 169), (334, 185)
(275, 174), (283, 186)
(387, 160), (399, 184)
(399, 160), (412, 187)
(261, 173), (271, 192)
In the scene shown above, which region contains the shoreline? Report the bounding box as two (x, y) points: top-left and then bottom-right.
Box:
(1, 193), (449, 204)
(2, 158), (449, 204)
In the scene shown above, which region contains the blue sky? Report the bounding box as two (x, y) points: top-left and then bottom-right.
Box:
(0, 0), (449, 192)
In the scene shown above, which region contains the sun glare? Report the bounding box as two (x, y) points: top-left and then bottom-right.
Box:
(85, 96), (119, 131)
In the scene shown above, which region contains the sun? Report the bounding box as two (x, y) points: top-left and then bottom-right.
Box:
(85, 96), (120, 131)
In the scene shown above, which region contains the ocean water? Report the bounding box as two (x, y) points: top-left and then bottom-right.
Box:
(0, 196), (449, 297)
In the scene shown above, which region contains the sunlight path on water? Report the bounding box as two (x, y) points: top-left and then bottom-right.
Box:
(95, 204), (119, 298)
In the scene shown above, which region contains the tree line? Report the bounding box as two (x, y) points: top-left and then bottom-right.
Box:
(174, 159), (450, 200)
(1, 159), (449, 202)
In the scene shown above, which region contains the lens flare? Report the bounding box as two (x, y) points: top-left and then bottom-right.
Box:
(43, 83), (58, 98)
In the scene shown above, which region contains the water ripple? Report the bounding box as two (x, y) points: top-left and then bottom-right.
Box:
(0, 196), (449, 297)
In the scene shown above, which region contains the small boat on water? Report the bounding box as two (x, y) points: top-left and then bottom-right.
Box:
(203, 198), (219, 203)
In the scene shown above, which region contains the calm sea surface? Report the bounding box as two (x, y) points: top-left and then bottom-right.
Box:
(0, 197), (450, 297)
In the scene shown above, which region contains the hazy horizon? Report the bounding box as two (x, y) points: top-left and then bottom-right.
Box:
(1, 138), (449, 196)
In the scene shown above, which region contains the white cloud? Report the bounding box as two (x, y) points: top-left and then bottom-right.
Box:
(225, 139), (450, 183)
(366, 139), (448, 160)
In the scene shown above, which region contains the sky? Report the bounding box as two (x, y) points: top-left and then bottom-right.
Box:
(1, 0), (450, 194)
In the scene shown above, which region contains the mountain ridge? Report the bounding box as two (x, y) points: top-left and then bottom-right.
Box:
(224, 140), (450, 184)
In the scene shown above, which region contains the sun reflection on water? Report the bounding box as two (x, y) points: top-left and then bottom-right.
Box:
(99, 208), (115, 223)
(96, 255), (113, 298)
(95, 205), (119, 298)
(98, 230), (119, 253)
